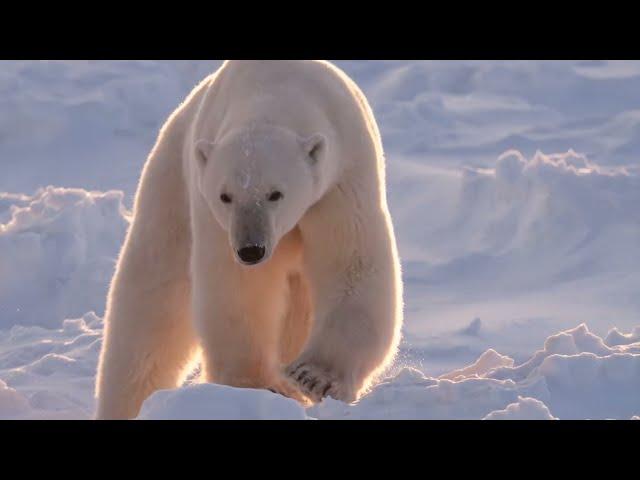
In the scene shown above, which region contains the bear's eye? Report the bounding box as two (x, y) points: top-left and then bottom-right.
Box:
(220, 193), (232, 204)
(268, 191), (283, 202)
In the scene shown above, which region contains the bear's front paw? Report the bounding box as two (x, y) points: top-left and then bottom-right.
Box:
(285, 361), (355, 404)
(266, 376), (312, 407)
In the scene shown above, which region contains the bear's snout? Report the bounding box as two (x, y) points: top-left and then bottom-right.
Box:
(237, 245), (266, 265)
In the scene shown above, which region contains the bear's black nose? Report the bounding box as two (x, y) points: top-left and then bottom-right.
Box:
(237, 245), (266, 264)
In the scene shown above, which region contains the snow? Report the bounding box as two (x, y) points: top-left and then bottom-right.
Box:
(138, 384), (308, 420)
(605, 326), (640, 347)
(2, 317), (636, 420)
(439, 349), (514, 381)
(0, 187), (129, 329)
(0, 312), (102, 419)
(0, 379), (31, 418)
(483, 397), (557, 420)
(1, 60), (639, 419)
(304, 324), (639, 420)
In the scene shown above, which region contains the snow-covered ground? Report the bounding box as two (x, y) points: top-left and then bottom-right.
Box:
(1, 60), (639, 419)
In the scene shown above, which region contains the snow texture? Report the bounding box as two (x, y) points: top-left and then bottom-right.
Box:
(138, 384), (308, 420)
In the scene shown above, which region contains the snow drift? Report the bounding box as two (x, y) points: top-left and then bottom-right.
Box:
(395, 150), (640, 280)
(0, 187), (129, 329)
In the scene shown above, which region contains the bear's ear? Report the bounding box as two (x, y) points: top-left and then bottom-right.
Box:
(300, 133), (326, 166)
(195, 139), (216, 170)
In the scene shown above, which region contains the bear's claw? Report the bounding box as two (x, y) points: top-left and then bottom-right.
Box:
(285, 362), (342, 404)
(266, 376), (312, 406)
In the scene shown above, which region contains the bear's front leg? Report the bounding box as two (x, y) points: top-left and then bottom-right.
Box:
(191, 231), (308, 403)
(288, 201), (403, 404)
(285, 301), (395, 403)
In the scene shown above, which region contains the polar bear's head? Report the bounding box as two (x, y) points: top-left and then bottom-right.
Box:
(196, 124), (326, 266)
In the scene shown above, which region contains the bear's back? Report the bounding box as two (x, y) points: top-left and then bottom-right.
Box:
(220, 60), (347, 97)
(211, 61), (379, 159)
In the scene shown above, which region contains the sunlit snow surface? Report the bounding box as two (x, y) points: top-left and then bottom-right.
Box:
(0, 60), (639, 419)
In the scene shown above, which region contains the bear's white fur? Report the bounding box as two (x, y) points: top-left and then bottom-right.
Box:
(95, 60), (403, 419)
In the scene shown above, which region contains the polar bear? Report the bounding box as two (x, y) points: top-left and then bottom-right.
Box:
(95, 60), (403, 420)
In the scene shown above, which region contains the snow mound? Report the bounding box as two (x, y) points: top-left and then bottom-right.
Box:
(483, 396), (558, 420)
(488, 323), (634, 381)
(480, 324), (640, 419)
(0, 187), (129, 328)
(138, 383), (308, 420)
(439, 348), (514, 381)
(605, 326), (640, 347)
(458, 317), (483, 336)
